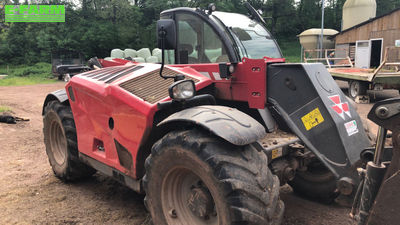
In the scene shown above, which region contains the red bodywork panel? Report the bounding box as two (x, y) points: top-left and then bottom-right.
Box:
(172, 57), (284, 108)
(68, 57), (284, 178)
(98, 58), (133, 67)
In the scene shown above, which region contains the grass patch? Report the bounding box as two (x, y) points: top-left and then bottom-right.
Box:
(0, 76), (56, 86)
(278, 39), (302, 63)
(0, 106), (12, 113)
(0, 62), (56, 86)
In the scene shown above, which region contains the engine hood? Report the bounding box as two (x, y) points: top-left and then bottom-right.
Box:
(69, 63), (212, 106)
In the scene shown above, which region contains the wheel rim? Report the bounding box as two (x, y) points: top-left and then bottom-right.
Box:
(161, 167), (219, 225)
(49, 119), (67, 165)
(350, 81), (359, 98)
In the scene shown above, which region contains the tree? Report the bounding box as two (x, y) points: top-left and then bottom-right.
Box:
(263, 0), (297, 37)
(4, 0), (391, 65)
(376, 0), (400, 16)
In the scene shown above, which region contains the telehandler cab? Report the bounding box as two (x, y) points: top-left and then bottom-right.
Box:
(42, 3), (372, 225)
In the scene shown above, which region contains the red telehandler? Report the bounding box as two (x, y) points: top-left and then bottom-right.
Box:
(42, 3), (373, 225)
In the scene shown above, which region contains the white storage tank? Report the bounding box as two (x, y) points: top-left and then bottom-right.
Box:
(298, 29), (339, 50)
(342, 0), (376, 30)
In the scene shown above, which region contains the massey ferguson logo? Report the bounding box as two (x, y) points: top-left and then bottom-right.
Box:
(329, 95), (351, 120)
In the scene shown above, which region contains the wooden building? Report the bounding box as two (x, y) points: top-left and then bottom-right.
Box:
(333, 8), (400, 68)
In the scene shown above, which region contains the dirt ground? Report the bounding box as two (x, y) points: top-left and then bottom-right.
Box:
(0, 81), (397, 225)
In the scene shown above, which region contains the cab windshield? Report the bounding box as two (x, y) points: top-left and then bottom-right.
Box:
(212, 12), (282, 59)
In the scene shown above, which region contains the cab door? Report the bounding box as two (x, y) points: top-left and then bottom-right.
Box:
(175, 13), (230, 64)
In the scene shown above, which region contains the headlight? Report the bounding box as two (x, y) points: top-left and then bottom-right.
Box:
(169, 80), (196, 100)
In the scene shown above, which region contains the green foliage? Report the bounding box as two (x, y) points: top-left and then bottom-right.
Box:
(0, 63), (55, 86)
(0, 106), (12, 113)
(0, 62), (52, 77)
(0, 0), (399, 65)
(279, 39), (302, 63)
(0, 76), (56, 86)
(376, 0), (400, 16)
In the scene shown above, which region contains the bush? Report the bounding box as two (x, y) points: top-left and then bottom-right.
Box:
(0, 63), (52, 78)
(0, 62), (55, 86)
(278, 39), (302, 63)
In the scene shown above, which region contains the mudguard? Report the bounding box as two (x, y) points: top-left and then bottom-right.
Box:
(158, 105), (266, 146)
(267, 63), (370, 181)
(42, 89), (69, 115)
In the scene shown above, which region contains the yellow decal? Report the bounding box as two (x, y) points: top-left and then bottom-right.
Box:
(271, 148), (282, 160)
(301, 108), (324, 131)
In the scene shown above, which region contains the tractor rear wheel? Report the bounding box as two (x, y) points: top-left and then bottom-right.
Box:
(143, 129), (284, 225)
(43, 100), (95, 181)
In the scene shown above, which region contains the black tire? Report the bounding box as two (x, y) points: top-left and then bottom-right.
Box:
(143, 129), (284, 225)
(43, 100), (95, 181)
(348, 80), (368, 100)
(288, 158), (338, 203)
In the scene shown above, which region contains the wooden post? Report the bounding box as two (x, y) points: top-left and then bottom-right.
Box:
(325, 49), (331, 68)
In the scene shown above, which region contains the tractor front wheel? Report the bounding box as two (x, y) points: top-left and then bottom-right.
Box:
(288, 119), (376, 203)
(288, 158), (338, 203)
(143, 129), (284, 225)
(43, 100), (95, 181)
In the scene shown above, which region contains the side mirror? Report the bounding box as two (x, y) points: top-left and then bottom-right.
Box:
(157, 19), (176, 50)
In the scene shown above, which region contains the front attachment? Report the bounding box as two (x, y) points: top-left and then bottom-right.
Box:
(267, 63), (370, 182)
(353, 97), (400, 225)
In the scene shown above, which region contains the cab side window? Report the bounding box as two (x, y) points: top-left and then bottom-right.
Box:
(177, 17), (199, 63)
(176, 13), (229, 64)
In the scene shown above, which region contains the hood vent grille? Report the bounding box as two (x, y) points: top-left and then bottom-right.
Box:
(119, 68), (199, 104)
(79, 65), (143, 83)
